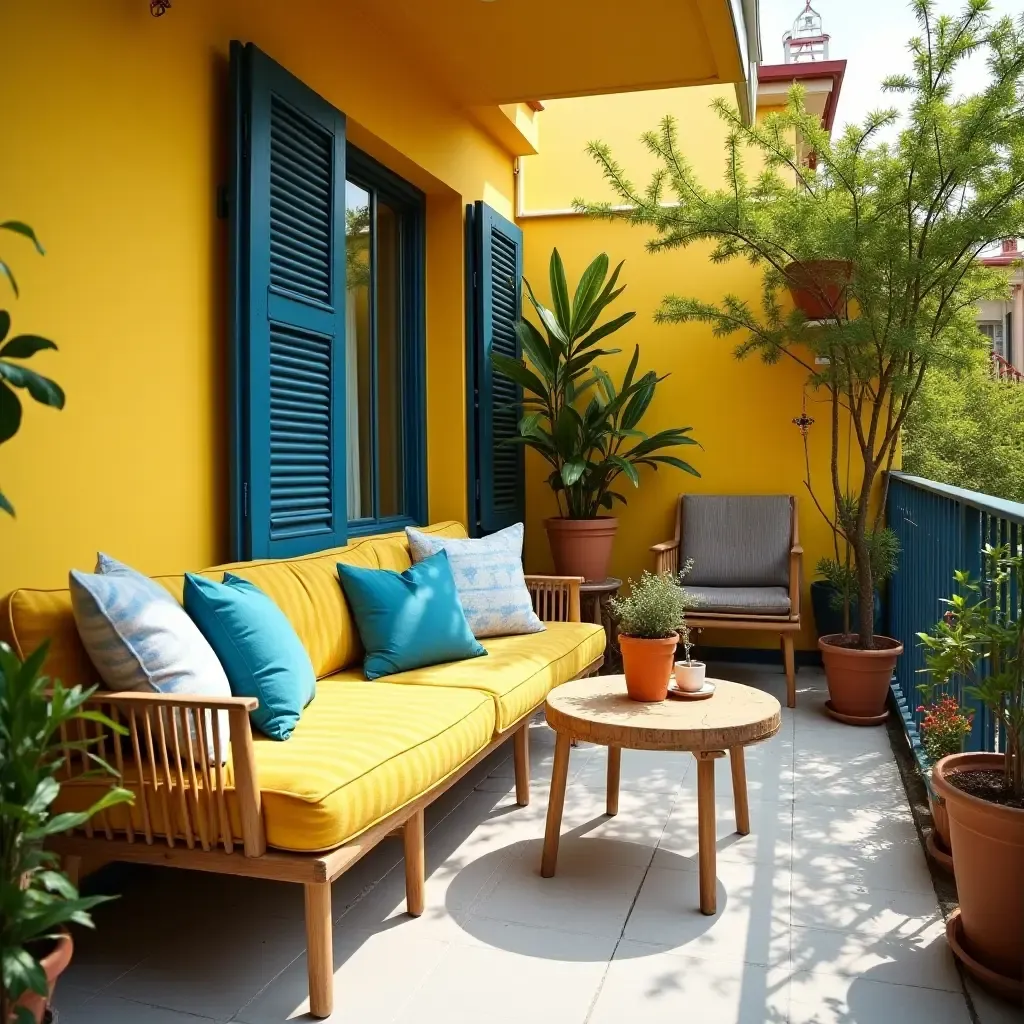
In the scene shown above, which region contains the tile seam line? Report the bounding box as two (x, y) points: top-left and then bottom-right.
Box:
(582, 771), (687, 1024)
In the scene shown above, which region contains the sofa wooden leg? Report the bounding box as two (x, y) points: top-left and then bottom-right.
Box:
(782, 634), (796, 708)
(513, 722), (530, 807)
(63, 854), (82, 890)
(404, 808), (425, 917)
(304, 881), (333, 1018)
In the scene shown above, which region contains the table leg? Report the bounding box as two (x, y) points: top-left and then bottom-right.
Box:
(730, 746), (750, 836)
(697, 751), (722, 915)
(541, 732), (572, 878)
(606, 746), (621, 816)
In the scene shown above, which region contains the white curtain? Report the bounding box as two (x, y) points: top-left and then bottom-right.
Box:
(345, 294), (361, 517)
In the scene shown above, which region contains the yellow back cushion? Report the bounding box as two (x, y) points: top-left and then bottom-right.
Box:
(1, 522), (467, 686)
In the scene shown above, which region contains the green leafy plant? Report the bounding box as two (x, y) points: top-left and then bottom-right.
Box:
(578, 0), (1024, 647)
(918, 545), (1024, 800)
(610, 569), (696, 639)
(915, 695), (974, 765)
(0, 642), (133, 1022)
(492, 249), (700, 519)
(815, 494), (900, 633)
(0, 220), (65, 516)
(903, 349), (1024, 504)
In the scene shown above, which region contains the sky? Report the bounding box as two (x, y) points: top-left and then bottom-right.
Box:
(759, 0), (1023, 132)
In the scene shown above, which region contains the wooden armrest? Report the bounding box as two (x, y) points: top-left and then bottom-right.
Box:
(790, 545), (804, 556)
(86, 691), (259, 713)
(83, 689), (266, 858)
(789, 546), (803, 616)
(525, 575), (582, 623)
(650, 539), (677, 553)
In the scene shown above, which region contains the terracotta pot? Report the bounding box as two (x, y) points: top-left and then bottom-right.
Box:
(818, 634), (903, 720)
(9, 930), (73, 1023)
(930, 789), (952, 850)
(933, 752), (1024, 987)
(784, 259), (853, 319)
(620, 633), (677, 702)
(544, 517), (618, 582)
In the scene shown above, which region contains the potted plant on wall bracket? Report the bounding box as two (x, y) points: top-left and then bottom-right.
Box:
(610, 570), (695, 702)
(577, 1), (1024, 710)
(492, 248), (701, 581)
(920, 547), (1024, 1002)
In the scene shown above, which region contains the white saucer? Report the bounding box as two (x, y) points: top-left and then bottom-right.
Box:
(667, 680), (717, 700)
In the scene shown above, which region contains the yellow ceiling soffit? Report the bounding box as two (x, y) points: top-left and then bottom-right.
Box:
(469, 103), (541, 157)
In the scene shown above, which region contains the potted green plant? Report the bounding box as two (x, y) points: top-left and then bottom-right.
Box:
(577, 1), (1024, 710)
(920, 546), (1024, 1001)
(914, 695), (973, 872)
(492, 249), (701, 581)
(1, 642), (133, 1023)
(610, 570), (694, 702)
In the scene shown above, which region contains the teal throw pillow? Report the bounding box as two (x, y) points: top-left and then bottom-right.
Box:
(183, 573), (316, 740)
(337, 549), (487, 680)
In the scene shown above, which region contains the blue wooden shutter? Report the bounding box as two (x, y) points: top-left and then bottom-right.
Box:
(229, 42), (347, 560)
(470, 202), (524, 535)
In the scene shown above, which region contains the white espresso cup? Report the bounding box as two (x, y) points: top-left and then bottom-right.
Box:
(674, 660), (707, 693)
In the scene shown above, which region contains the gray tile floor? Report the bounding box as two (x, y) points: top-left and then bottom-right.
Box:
(51, 665), (1018, 1023)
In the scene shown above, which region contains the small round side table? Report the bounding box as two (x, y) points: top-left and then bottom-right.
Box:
(541, 675), (781, 915)
(579, 577), (622, 674)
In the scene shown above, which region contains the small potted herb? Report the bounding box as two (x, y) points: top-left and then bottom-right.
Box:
(915, 695), (972, 870)
(611, 570), (694, 702)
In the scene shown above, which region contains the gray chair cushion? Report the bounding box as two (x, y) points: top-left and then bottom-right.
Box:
(684, 586), (791, 616)
(682, 495), (791, 588)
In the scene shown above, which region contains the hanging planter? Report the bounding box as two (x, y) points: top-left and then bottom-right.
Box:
(784, 260), (853, 320)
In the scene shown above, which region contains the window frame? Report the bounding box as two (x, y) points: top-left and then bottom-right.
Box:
(344, 144), (428, 538)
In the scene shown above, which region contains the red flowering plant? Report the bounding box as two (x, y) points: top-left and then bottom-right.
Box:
(915, 695), (973, 765)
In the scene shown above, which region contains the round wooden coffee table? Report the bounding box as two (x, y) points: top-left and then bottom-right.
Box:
(541, 675), (782, 915)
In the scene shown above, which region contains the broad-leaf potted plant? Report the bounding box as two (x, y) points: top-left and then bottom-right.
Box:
(0, 642), (133, 1023)
(492, 249), (701, 581)
(920, 546), (1024, 1001)
(914, 695), (972, 872)
(577, 1), (1024, 713)
(610, 570), (694, 702)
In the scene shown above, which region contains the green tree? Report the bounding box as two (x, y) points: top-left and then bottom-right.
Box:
(903, 350), (1024, 502)
(579, 0), (1024, 647)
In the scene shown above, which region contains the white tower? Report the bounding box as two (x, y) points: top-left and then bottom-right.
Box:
(783, 1), (830, 63)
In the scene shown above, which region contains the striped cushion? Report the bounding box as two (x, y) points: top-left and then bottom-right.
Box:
(685, 586), (791, 616)
(406, 523), (543, 638)
(683, 495), (792, 587)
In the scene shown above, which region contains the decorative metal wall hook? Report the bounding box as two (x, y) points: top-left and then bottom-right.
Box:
(150, 0), (172, 16)
(792, 392), (815, 437)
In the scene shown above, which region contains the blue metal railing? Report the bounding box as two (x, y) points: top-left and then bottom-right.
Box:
(887, 472), (1024, 758)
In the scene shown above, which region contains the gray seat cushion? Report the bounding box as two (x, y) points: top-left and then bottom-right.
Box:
(682, 495), (792, 588)
(684, 586), (791, 616)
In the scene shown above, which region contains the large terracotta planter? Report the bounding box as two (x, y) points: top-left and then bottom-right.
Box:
(818, 634), (902, 723)
(8, 930), (73, 1023)
(933, 752), (1024, 995)
(784, 259), (853, 320)
(544, 517), (618, 582)
(619, 633), (677, 702)
(926, 781), (954, 873)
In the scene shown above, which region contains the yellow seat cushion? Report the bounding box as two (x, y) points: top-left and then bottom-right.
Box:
(329, 621), (606, 732)
(54, 678), (496, 854)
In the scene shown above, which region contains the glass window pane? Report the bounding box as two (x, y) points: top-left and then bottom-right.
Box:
(345, 181), (373, 520)
(375, 199), (404, 519)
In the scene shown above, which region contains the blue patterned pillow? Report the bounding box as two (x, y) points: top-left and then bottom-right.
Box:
(69, 554), (232, 761)
(405, 524), (544, 639)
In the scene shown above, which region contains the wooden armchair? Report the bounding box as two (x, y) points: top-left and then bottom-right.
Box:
(652, 494), (802, 708)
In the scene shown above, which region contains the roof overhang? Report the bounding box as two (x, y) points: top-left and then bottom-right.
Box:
(355, 0), (761, 121)
(756, 59), (846, 133)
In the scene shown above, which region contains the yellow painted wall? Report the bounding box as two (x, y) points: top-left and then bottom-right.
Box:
(0, 0), (515, 593)
(519, 88), (865, 651)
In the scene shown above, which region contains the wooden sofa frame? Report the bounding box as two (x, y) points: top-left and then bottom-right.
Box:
(49, 575), (602, 1019)
(651, 496), (802, 709)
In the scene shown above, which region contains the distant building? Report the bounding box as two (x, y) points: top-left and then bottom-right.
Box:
(978, 240), (1024, 376)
